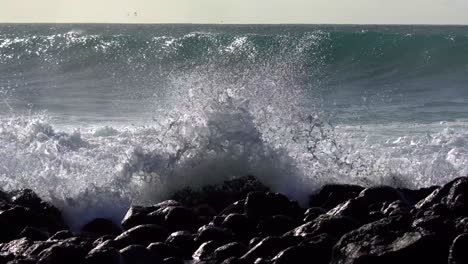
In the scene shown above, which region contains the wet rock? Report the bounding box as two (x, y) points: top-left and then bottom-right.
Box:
(212, 242), (248, 261)
(219, 200), (245, 216)
(272, 234), (336, 264)
(449, 233), (468, 264)
(196, 225), (235, 245)
(245, 192), (302, 220)
(147, 242), (180, 261)
(37, 242), (88, 264)
(417, 177), (468, 215)
(221, 214), (255, 238)
(156, 206), (199, 231)
(287, 215), (359, 239)
(171, 175), (269, 212)
(114, 224), (169, 248)
(309, 184), (364, 210)
(303, 207), (326, 222)
(82, 218), (122, 237)
(119, 245), (154, 264)
(193, 240), (224, 261)
(162, 257), (184, 264)
(85, 245), (123, 264)
(10, 189), (66, 233)
(19, 227), (49, 241)
(1, 238), (34, 256)
(121, 206), (156, 231)
(257, 215), (298, 237)
(165, 231), (195, 259)
(22, 241), (57, 256)
(48, 230), (73, 241)
(332, 215), (446, 264)
(240, 236), (302, 263)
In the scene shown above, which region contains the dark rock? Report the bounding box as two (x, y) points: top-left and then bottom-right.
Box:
(399, 186), (439, 205)
(114, 224), (169, 248)
(119, 245), (154, 264)
(162, 257), (184, 264)
(1, 238), (34, 256)
(257, 215), (298, 237)
(239, 236), (301, 263)
(249, 237), (263, 248)
(37, 242), (88, 264)
(212, 242), (248, 261)
(196, 225), (235, 245)
(155, 206), (199, 231)
(192, 240), (224, 261)
(19, 227), (49, 241)
(147, 242), (180, 261)
(82, 218), (122, 237)
(85, 245), (122, 264)
(22, 241), (56, 256)
(303, 207), (326, 222)
(417, 177), (468, 215)
(449, 233), (468, 264)
(272, 234), (336, 264)
(93, 236), (117, 247)
(287, 214), (359, 239)
(165, 231), (195, 259)
(219, 200), (245, 216)
(245, 192), (302, 220)
(332, 215), (446, 264)
(309, 184), (364, 210)
(221, 214), (255, 238)
(47, 230), (73, 241)
(121, 206), (156, 231)
(171, 175), (269, 212)
(10, 189), (66, 233)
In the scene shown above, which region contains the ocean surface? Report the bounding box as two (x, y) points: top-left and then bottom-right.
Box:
(1, 24), (468, 228)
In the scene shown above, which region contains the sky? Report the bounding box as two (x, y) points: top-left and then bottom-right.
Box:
(1, 0), (468, 24)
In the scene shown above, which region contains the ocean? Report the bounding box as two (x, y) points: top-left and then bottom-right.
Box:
(1, 24), (468, 228)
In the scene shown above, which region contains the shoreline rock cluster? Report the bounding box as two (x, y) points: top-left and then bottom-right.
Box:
(1, 175), (468, 263)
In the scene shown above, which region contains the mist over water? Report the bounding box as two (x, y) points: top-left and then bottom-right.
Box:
(1, 24), (468, 228)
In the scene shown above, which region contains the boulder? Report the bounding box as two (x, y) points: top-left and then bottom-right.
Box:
(331, 215), (446, 264)
(37, 242), (88, 264)
(165, 231), (195, 259)
(119, 245), (154, 264)
(287, 215), (359, 239)
(449, 233), (468, 264)
(309, 184), (364, 210)
(245, 192), (302, 220)
(114, 224), (169, 248)
(257, 215), (299, 237)
(85, 245), (123, 264)
(196, 225), (235, 245)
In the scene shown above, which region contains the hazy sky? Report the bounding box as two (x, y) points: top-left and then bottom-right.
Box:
(1, 0), (468, 24)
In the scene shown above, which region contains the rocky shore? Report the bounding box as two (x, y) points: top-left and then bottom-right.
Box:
(1, 175), (468, 264)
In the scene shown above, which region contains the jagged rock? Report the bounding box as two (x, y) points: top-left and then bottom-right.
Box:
(153, 206), (199, 231)
(331, 215), (446, 264)
(245, 192), (302, 220)
(287, 215), (359, 238)
(82, 218), (122, 237)
(114, 224), (169, 248)
(309, 184), (364, 210)
(119, 245), (154, 264)
(417, 177), (468, 214)
(449, 233), (468, 264)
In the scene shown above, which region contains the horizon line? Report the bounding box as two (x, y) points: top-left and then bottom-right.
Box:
(1, 22), (468, 26)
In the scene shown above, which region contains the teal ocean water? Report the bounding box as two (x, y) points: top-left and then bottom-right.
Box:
(1, 24), (468, 227)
